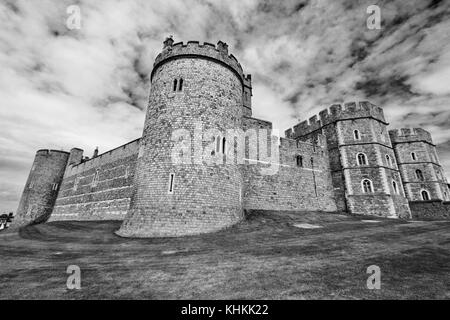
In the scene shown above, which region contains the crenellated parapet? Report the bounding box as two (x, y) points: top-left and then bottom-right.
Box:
(285, 101), (387, 139)
(389, 128), (434, 145)
(152, 38), (246, 85)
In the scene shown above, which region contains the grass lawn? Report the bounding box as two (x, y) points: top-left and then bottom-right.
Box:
(0, 211), (449, 299)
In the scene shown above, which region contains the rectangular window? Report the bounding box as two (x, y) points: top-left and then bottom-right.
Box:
(52, 183), (59, 191)
(73, 177), (79, 191)
(168, 173), (175, 194)
(29, 181), (34, 189)
(92, 170), (100, 187)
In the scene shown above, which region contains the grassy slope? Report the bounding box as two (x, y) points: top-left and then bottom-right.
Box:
(0, 211), (449, 299)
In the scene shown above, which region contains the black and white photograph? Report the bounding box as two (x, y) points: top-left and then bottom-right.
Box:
(0, 0), (449, 306)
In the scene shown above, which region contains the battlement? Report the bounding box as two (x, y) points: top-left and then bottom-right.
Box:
(66, 138), (141, 176)
(152, 38), (245, 84)
(389, 128), (434, 145)
(285, 101), (387, 139)
(36, 149), (70, 156)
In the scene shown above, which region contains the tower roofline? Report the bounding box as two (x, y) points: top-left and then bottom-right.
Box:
(151, 38), (250, 87)
(285, 100), (387, 139)
(389, 128), (434, 145)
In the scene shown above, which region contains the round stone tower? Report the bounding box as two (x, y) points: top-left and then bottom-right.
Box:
(117, 38), (246, 237)
(389, 128), (450, 201)
(13, 149), (69, 227)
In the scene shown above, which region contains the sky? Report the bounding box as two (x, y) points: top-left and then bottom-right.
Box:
(0, 0), (449, 212)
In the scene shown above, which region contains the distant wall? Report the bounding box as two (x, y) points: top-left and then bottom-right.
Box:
(242, 116), (337, 212)
(409, 200), (450, 220)
(50, 139), (140, 221)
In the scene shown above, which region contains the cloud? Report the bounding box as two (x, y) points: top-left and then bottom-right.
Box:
(0, 0), (450, 212)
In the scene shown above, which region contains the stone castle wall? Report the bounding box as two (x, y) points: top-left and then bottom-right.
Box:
(49, 139), (140, 221)
(242, 134), (337, 212)
(409, 200), (450, 220)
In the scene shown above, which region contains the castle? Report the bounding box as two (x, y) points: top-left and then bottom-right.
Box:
(13, 38), (450, 237)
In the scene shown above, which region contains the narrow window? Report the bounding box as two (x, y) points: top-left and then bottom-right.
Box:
(385, 154), (391, 167)
(29, 181), (34, 189)
(392, 181), (398, 194)
(92, 170), (100, 187)
(362, 179), (373, 193)
(357, 153), (367, 166)
(415, 169), (424, 181)
(216, 136), (221, 153)
(73, 177), (79, 191)
(168, 173), (175, 194)
(444, 192), (448, 200)
(411, 152), (417, 161)
(310, 157), (314, 166)
(296, 155), (303, 167)
(354, 130), (360, 140)
(173, 79), (178, 92)
(178, 78), (183, 91)
(52, 183), (59, 191)
(421, 190), (430, 201)
(222, 137), (226, 154)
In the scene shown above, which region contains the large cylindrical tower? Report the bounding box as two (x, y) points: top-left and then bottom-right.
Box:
(117, 38), (245, 237)
(13, 149), (69, 227)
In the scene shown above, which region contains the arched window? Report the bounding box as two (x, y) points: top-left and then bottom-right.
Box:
(362, 179), (373, 193)
(421, 190), (430, 201)
(411, 152), (417, 161)
(296, 155), (303, 167)
(222, 137), (226, 154)
(354, 130), (360, 140)
(415, 169), (424, 181)
(392, 181), (398, 194)
(178, 78), (183, 91)
(385, 154), (391, 167)
(173, 79), (178, 91)
(357, 153), (367, 166)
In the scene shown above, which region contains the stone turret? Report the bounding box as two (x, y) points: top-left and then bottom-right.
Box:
(12, 150), (69, 227)
(286, 101), (411, 218)
(117, 38), (246, 237)
(389, 128), (450, 201)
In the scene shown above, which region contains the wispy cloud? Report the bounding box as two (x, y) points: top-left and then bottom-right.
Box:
(0, 0), (449, 212)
